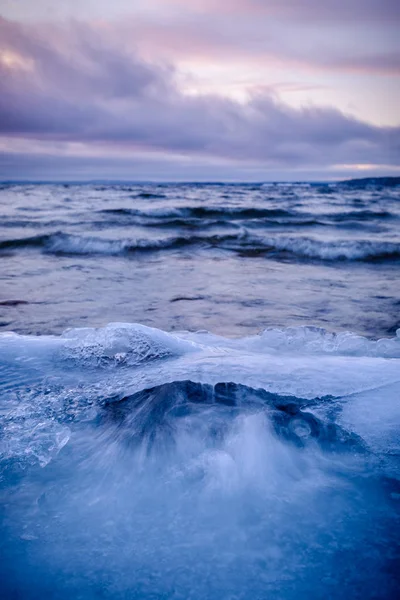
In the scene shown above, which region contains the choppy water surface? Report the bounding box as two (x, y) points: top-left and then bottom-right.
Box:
(0, 180), (399, 599)
(0, 180), (399, 336)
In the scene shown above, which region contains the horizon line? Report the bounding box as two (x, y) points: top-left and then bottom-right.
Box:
(2, 175), (400, 185)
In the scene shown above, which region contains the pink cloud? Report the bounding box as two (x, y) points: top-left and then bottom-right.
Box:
(0, 17), (398, 174)
(95, 8), (400, 77)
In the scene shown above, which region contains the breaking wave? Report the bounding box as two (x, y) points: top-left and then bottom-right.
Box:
(1, 231), (399, 262)
(236, 235), (400, 261)
(0, 231), (241, 256)
(99, 206), (294, 220)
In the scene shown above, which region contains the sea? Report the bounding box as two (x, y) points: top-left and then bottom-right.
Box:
(0, 179), (399, 599)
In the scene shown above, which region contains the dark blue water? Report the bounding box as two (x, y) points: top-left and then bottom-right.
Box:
(0, 180), (399, 599)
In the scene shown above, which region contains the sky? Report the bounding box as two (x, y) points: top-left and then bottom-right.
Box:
(0, 0), (399, 181)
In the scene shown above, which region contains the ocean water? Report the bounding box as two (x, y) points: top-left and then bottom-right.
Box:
(0, 180), (399, 599)
(1, 180), (400, 336)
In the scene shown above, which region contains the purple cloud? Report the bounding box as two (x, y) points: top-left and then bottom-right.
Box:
(0, 17), (399, 177)
(201, 0), (400, 22)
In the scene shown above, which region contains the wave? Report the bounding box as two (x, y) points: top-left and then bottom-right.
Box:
(131, 192), (166, 199)
(98, 209), (330, 232)
(43, 231), (243, 255)
(100, 206), (397, 222)
(0, 232), (196, 255)
(235, 235), (400, 262)
(1, 231), (400, 262)
(96, 206), (398, 235)
(329, 210), (396, 221)
(99, 206), (294, 220)
(0, 233), (51, 251)
(92, 186), (165, 198)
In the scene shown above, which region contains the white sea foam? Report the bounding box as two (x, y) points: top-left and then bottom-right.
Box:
(43, 232), (400, 260)
(248, 234), (400, 260)
(3, 229), (399, 261)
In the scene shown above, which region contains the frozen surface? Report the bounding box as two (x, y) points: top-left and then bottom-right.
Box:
(1, 323), (399, 599)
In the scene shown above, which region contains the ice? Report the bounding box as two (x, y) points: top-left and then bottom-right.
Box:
(339, 380), (400, 456)
(246, 325), (400, 358)
(60, 322), (197, 367)
(0, 323), (399, 599)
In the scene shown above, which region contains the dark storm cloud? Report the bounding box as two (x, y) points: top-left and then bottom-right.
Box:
(0, 17), (399, 171)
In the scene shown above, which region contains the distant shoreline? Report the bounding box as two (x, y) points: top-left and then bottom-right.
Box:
(340, 176), (400, 186)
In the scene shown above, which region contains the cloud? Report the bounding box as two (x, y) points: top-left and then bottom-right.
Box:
(3, 3), (399, 76)
(0, 17), (399, 177)
(189, 0), (400, 23)
(3, 1), (400, 25)
(105, 9), (400, 77)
